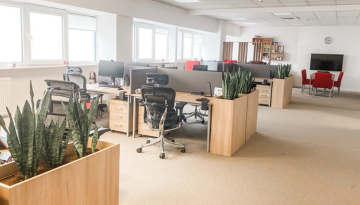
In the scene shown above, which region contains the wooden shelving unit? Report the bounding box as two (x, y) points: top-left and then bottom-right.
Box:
(252, 37), (284, 64)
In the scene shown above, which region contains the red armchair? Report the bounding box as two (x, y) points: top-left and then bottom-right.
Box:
(301, 69), (312, 93)
(312, 73), (334, 98)
(334, 71), (344, 95)
(185, 60), (200, 70)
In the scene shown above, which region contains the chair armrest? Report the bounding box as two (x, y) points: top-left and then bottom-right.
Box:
(175, 102), (187, 121)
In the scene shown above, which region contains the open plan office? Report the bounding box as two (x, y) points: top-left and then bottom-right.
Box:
(0, 0), (357, 204)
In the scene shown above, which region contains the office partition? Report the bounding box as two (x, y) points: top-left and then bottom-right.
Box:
(130, 67), (158, 93)
(236, 63), (278, 79)
(158, 68), (222, 94)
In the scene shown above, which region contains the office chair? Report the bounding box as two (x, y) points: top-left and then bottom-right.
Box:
(193, 65), (208, 71)
(63, 66), (83, 81)
(65, 74), (107, 117)
(136, 73), (187, 159)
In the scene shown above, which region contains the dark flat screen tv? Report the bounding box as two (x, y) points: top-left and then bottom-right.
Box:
(310, 54), (344, 71)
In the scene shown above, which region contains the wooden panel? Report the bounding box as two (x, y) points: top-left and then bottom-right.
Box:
(0, 184), (10, 205)
(256, 85), (271, 93)
(210, 96), (247, 157)
(258, 98), (270, 105)
(245, 90), (259, 142)
(109, 120), (127, 132)
(258, 92), (270, 99)
(109, 99), (133, 132)
(271, 75), (294, 109)
(109, 103), (127, 113)
(87, 84), (130, 95)
(137, 106), (160, 137)
(0, 140), (120, 205)
(109, 111), (127, 122)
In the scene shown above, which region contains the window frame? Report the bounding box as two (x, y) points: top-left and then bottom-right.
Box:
(134, 22), (169, 62)
(67, 12), (98, 64)
(0, 1), (25, 66)
(24, 4), (68, 65)
(177, 30), (203, 61)
(0, 1), (98, 68)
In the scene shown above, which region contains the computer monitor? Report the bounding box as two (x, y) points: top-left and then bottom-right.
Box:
(98, 60), (124, 86)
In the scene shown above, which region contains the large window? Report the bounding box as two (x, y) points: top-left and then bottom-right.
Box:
(177, 31), (203, 61)
(0, 2), (97, 67)
(135, 23), (168, 61)
(68, 14), (96, 62)
(0, 4), (23, 63)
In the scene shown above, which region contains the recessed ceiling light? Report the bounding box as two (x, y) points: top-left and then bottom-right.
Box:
(174, 0), (200, 3)
(273, 13), (292, 16)
(233, 18), (247, 20)
(245, 23), (257, 25)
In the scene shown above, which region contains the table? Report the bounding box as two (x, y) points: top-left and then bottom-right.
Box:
(87, 84), (133, 137)
(309, 73), (335, 94)
(132, 92), (217, 152)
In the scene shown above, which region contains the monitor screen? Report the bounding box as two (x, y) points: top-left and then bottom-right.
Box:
(98, 60), (124, 78)
(310, 54), (344, 71)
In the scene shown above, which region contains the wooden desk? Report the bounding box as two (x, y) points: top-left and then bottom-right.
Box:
(87, 84), (133, 137)
(132, 92), (216, 152)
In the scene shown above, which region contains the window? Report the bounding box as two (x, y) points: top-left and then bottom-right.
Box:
(177, 31), (203, 61)
(29, 12), (63, 60)
(68, 14), (96, 62)
(135, 23), (168, 61)
(0, 4), (23, 63)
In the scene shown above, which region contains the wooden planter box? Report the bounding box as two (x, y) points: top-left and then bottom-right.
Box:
(0, 140), (120, 205)
(244, 90), (259, 142)
(271, 75), (294, 109)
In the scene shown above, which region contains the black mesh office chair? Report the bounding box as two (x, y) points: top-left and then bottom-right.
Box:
(63, 66), (83, 81)
(193, 65), (208, 71)
(136, 73), (187, 159)
(65, 74), (107, 117)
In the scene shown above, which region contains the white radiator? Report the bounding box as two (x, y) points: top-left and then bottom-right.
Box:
(0, 77), (11, 116)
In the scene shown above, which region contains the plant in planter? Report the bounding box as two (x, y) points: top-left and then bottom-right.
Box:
(42, 118), (70, 166)
(239, 69), (254, 94)
(0, 81), (51, 180)
(277, 63), (292, 79)
(222, 69), (240, 100)
(61, 95), (100, 158)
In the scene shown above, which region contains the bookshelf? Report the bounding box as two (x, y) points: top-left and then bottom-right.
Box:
(252, 37), (284, 64)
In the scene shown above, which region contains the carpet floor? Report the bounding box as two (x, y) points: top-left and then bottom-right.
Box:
(97, 88), (360, 204)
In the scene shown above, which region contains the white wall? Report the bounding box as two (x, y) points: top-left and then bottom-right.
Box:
(116, 15), (133, 62)
(226, 23), (241, 37)
(239, 26), (360, 91)
(97, 14), (117, 61)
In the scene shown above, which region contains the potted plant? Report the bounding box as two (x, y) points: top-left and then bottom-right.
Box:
(272, 64), (294, 109)
(210, 68), (259, 157)
(0, 82), (119, 205)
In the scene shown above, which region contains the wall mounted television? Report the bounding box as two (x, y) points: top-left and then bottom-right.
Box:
(310, 54), (344, 71)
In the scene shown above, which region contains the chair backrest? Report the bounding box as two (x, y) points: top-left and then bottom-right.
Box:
(193, 65), (208, 71)
(301, 69), (307, 83)
(67, 66), (82, 74)
(224, 59), (237, 63)
(185, 60), (200, 70)
(337, 71), (344, 85)
(313, 73), (333, 89)
(66, 74), (87, 91)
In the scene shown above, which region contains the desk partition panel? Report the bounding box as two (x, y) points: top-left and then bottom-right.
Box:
(128, 66), (158, 94)
(157, 68), (222, 94)
(236, 63), (278, 79)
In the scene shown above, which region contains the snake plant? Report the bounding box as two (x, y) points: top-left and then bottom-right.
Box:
(61, 95), (99, 158)
(239, 69), (254, 94)
(222, 67), (254, 100)
(0, 81), (51, 180)
(277, 64), (292, 79)
(42, 118), (70, 166)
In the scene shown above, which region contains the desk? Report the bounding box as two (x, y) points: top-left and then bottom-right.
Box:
(132, 93), (216, 152)
(87, 84), (133, 137)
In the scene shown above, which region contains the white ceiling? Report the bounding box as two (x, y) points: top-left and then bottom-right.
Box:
(155, 0), (360, 26)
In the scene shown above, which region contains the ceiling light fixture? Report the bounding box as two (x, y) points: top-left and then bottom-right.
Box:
(273, 13), (292, 16)
(174, 0), (200, 3)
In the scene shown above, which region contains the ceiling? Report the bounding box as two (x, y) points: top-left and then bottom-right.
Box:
(155, 0), (360, 26)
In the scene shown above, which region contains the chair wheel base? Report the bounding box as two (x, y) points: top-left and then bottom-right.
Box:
(171, 139), (175, 143)
(139, 134), (143, 137)
(201, 120), (205, 124)
(181, 147), (185, 153)
(146, 140), (150, 144)
(136, 148), (142, 153)
(159, 153), (165, 159)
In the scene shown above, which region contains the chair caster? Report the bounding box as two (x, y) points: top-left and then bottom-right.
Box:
(159, 153), (165, 159)
(201, 120), (205, 124)
(181, 147), (185, 153)
(183, 118), (187, 123)
(171, 139), (175, 143)
(111, 130), (115, 133)
(136, 148), (142, 153)
(146, 140), (150, 144)
(139, 134), (143, 137)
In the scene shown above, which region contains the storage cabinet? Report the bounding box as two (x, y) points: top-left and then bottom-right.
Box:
(109, 99), (134, 133)
(256, 83), (272, 107)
